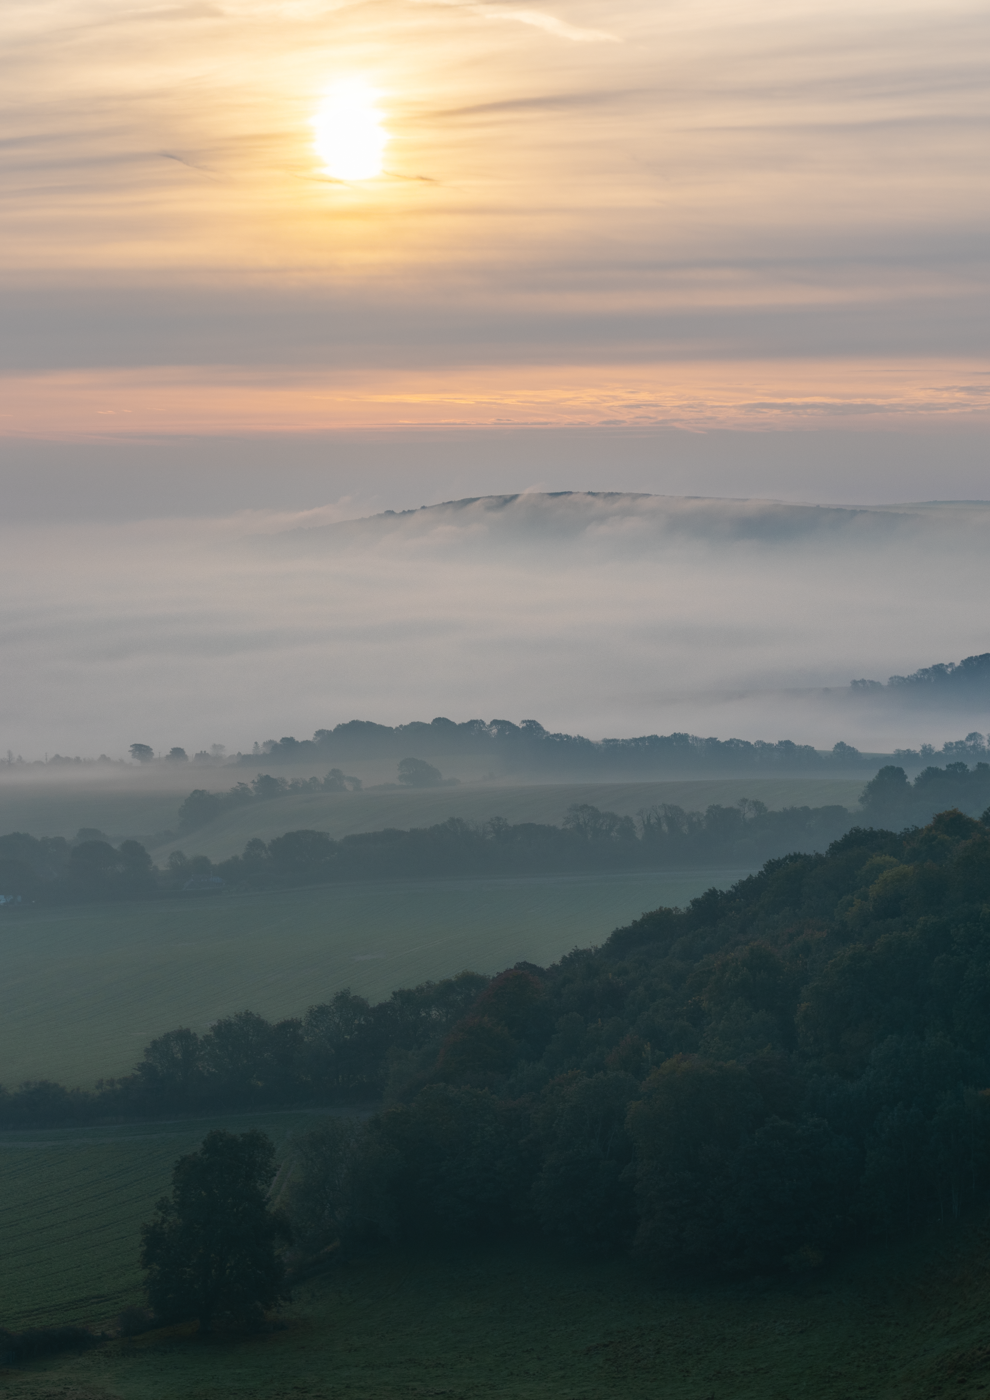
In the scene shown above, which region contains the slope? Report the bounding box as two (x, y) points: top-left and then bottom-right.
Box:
(0, 868), (748, 1087)
(154, 777), (867, 862)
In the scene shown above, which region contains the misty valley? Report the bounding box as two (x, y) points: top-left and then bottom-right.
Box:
(4, 713), (990, 1398)
(5, 0), (988, 1374)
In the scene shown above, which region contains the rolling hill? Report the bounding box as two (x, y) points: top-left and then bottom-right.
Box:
(154, 777), (866, 862)
(0, 867), (750, 1087)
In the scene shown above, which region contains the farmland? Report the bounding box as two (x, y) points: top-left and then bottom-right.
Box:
(0, 1109), (326, 1332)
(4, 1195), (990, 1399)
(0, 868), (749, 1087)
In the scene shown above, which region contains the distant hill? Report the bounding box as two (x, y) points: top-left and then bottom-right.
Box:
(852, 651), (990, 705)
(241, 718), (875, 780)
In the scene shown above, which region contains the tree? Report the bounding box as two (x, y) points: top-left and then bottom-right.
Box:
(65, 838), (155, 899)
(165, 747), (188, 762)
(135, 1028), (206, 1110)
(397, 756), (444, 788)
(140, 1129), (291, 1332)
(859, 764), (910, 826)
(284, 1117), (360, 1256)
(354, 1084), (533, 1241)
(177, 789), (223, 833)
(627, 1055), (763, 1267)
(563, 804), (634, 841)
(118, 840), (156, 895)
(532, 1071), (639, 1255)
(129, 743), (154, 763)
(202, 1012), (305, 1105)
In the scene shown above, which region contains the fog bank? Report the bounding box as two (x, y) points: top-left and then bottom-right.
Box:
(1, 493), (988, 758)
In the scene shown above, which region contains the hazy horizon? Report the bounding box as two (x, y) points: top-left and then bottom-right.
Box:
(2, 0), (988, 769)
(1, 491), (988, 761)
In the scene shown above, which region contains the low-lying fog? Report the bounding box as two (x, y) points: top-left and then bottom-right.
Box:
(2, 492), (988, 759)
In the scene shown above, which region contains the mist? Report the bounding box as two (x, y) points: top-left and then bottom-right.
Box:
(1, 492), (988, 761)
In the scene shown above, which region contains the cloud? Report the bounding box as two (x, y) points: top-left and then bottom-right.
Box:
(1, 0), (985, 372)
(447, 2), (619, 43)
(3, 359), (989, 439)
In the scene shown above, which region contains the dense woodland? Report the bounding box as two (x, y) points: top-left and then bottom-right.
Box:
(5, 807), (990, 1277)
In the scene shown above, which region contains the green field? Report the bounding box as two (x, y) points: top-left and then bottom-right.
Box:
(3, 1181), (990, 1399)
(0, 1110), (324, 1333)
(0, 869), (750, 1088)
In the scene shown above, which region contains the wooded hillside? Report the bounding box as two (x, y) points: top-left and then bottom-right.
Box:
(6, 806), (990, 1275)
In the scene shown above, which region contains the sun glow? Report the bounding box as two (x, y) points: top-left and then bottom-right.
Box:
(312, 79), (388, 181)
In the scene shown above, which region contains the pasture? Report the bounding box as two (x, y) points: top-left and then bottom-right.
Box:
(4, 1201), (990, 1399)
(0, 869), (750, 1087)
(0, 1109), (323, 1332)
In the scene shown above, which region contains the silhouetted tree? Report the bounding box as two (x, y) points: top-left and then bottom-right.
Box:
(140, 1129), (290, 1332)
(397, 757), (444, 787)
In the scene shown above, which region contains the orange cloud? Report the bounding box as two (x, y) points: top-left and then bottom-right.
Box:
(3, 361), (988, 439)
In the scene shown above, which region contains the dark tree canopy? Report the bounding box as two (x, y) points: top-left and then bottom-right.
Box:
(397, 756), (446, 788)
(8, 807), (990, 1280)
(140, 1129), (290, 1332)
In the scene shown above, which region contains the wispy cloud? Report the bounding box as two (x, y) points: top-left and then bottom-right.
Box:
(431, 1), (619, 43)
(3, 361), (989, 437)
(0, 0), (987, 455)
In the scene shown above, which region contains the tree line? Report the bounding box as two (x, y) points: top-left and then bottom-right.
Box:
(0, 798), (857, 904)
(246, 718), (875, 777)
(6, 807), (990, 1278)
(7, 760), (990, 904)
(176, 768), (362, 835)
(860, 761), (990, 829)
(852, 650), (990, 698)
(176, 799), (855, 887)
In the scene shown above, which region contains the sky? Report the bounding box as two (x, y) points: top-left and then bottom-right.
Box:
(1, 0), (988, 754)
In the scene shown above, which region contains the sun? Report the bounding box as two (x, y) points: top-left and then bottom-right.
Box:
(312, 79), (389, 181)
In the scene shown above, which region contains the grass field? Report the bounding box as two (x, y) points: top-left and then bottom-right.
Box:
(0, 769), (868, 851)
(0, 768), (213, 843)
(0, 1109), (338, 1333)
(4, 1191), (990, 1399)
(0, 869), (750, 1087)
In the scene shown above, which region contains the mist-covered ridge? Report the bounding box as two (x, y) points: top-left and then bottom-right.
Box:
(272, 491), (990, 554)
(854, 652), (990, 700)
(4, 492), (990, 758)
